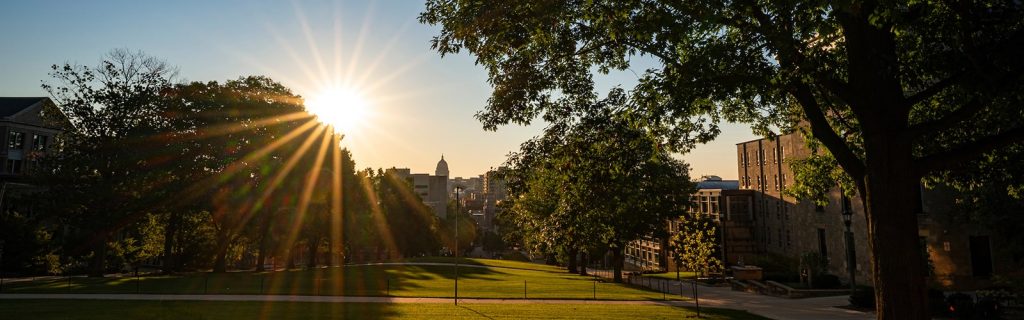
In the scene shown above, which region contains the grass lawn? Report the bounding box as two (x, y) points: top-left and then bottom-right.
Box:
(1, 258), (684, 301)
(0, 299), (771, 320)
(641, 271), (698, 280)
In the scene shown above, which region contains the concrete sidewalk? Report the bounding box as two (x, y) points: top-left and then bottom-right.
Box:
(588, 268), (874, 320)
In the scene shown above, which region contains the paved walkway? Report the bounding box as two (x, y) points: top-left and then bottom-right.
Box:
(587, 268), (874, 320)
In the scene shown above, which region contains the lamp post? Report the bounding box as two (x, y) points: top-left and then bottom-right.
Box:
(454, 185), (462, 305)
(841, 195), (856, 292)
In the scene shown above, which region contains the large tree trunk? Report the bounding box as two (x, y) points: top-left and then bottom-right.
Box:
(161, 211), (180, 274)
(578, 251), (588, 276)
(566, 247), (578, 273)
(88, 236), (108, 277)
(256, 216), (272, 272)
(213, 236), (231, 273)
(834, 7), (929, 318)
(307, 237), (319, 269)
(610, 245), (624, 283)
(862, 133), (928, 320)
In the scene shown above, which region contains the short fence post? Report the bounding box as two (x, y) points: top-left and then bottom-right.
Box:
(523, 280), (527, 299)
(662, 280), (666, 300)
(593, 280), (596, 300)
(204, 273), (209, 294)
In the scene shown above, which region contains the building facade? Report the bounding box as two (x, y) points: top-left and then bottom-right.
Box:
(626, 177), (760, 272)
(738, 132), (1017, 289)
(0, 98), (62, 178)
(389, 155), (450, 218)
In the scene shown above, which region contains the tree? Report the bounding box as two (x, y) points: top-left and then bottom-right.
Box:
(670, 216), (723, 279)
(422, 2), (1024, 318)
(501, 94), (694, 282)
(42, 49), (176, 276)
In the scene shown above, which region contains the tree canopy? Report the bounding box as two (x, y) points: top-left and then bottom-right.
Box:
(501, 92), (694, 281)
(422, 1), (1024, 318)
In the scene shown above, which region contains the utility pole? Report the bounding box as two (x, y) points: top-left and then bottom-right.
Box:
(454, 185), (462, 305)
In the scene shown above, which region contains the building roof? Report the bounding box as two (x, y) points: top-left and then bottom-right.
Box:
(696, 179), (740, 190)
(435, 155), (449, 176)
(0, 97), (47, 117)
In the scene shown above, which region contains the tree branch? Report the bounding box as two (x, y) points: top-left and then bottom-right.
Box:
(909, 67), (1024, 137)
(916, 126), (1024, 175)
(908, 95), (986, 137)
(791, 82), (866, 179)
(904, 71), (964, 108)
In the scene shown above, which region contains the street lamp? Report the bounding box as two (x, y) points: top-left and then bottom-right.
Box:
(841, 195), (856, 293)
(454, 185), (462, 305)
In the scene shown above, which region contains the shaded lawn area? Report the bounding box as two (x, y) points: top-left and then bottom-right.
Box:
(1, 258), (684, 301)
(0, 300), (771, 320)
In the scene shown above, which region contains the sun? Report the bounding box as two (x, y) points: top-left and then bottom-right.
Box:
(304, 87), (370, 135)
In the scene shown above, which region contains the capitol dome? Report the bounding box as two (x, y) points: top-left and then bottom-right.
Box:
(435, 155), (449, 176)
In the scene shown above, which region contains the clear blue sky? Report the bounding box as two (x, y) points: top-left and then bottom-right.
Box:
(0, 0), (757, 179)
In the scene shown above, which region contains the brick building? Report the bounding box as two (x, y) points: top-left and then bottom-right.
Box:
(738, 132), (1017, 289)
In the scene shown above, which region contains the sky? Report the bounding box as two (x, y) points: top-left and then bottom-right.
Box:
(0, 0), (758, 179)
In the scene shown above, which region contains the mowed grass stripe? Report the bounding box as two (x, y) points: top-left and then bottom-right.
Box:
(1, 259), (684, 301)
(0, 300), (770, 320)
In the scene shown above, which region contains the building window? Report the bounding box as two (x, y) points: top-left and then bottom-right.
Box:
(786, 230), (792, 248)
(742, 150), (748, 167)
(778, 229), (783, 248)
(969, 236), (993, 277)
(32, 134), (47, 151)
(5, 159), (22, 174)
(774, 174), (779, 191)
(8, 131), (24, 149)
(817, 228), (828, 264)
(773, 146), (779, 163)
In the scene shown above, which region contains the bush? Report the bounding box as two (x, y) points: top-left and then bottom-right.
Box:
(813, 273), (841, 289)
(849, 286), (875, 308)
(764, 272), (800, 283)
(927, 289), (948, 317)
(946, 292), (974, 319)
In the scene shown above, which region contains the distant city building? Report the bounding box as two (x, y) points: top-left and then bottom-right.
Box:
(388, 155), (450, 218)
(479, 168), (507, 232)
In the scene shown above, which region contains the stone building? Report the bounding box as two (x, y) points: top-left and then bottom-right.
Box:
(388, 155), (450, 218)
(738, 132), (1018, 289)
(626, 177), (760, 272)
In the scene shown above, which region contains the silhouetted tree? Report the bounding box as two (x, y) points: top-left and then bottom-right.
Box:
(422, 2), (1024, 317)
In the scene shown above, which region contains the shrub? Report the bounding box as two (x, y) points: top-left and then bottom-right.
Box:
(946, 292), (974, 320)
(813, 273), (841, 289)
(849, 285), (875, 308)
(927, 289), (948, 317)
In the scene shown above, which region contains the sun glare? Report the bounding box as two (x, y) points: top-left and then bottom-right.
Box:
(305, 87), (370, 135)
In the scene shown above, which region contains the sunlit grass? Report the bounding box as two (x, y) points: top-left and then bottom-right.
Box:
(641, 271), (699, 280)
(2, 259), (685, 301)
(0, 300), (771, 320)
